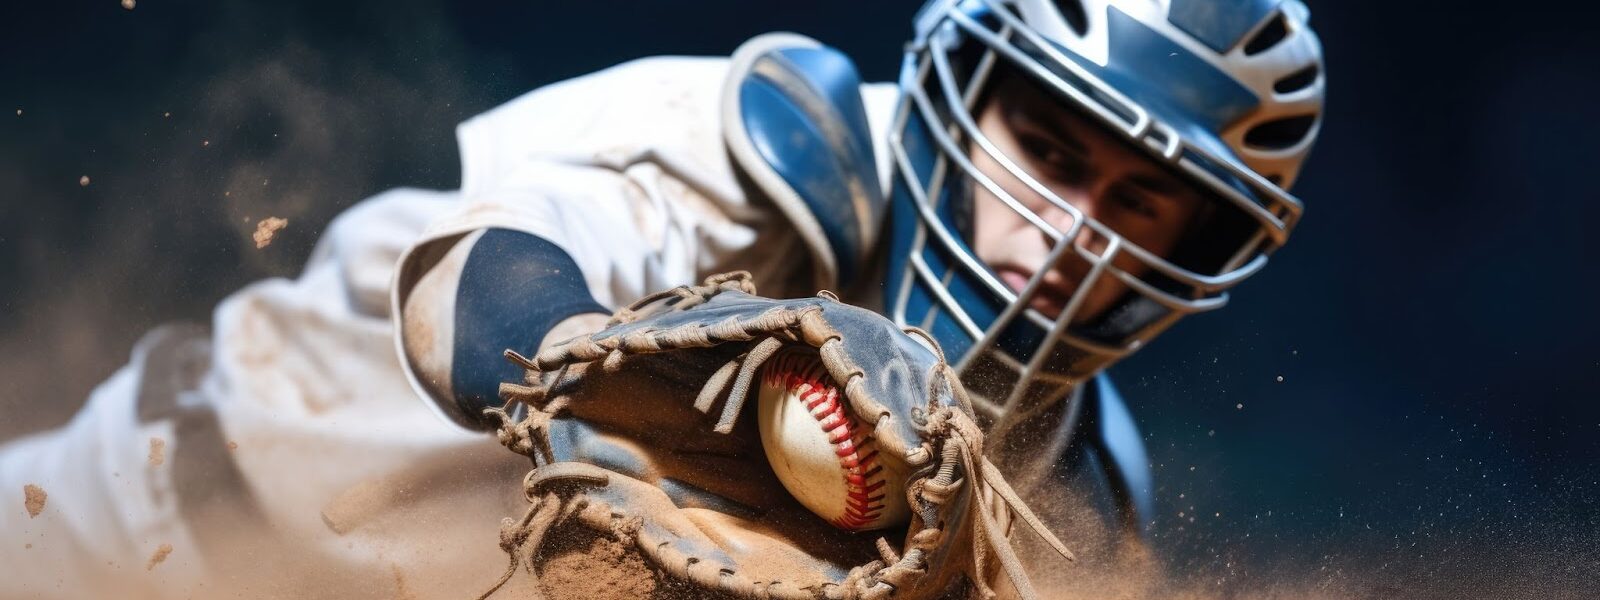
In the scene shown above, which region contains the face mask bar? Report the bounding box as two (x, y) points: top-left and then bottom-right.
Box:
(887, 0), (1306, 418)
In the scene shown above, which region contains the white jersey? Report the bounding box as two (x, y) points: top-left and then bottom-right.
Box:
(0, 55), (896, 599)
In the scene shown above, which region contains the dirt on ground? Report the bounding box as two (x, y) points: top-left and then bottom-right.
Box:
(529, 528), (741, 600)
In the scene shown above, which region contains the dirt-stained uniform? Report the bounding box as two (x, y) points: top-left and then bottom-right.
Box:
(0, 55), (896, 599)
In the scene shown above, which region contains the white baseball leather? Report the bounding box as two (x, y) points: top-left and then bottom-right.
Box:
(756, 349), (909, 531)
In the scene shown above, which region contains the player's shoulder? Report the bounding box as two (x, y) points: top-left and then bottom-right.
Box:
(456, 40), (896, 181)
(480, 54), (732, 126)
(454, 55), (735, 194)
(461, 55), (731, 147)
(721, 33), (900, 291)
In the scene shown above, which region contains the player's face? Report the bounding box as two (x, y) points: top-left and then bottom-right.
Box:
(969, 74), (1207, 322)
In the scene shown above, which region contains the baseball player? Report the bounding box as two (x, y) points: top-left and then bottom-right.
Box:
(1, 0), (1324, 597)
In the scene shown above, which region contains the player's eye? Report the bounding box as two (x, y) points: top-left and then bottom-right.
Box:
(1107, 186), (1160, 220)
(1016, 131), (1090, 186)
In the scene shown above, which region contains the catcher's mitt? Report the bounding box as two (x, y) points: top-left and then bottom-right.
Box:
(478, 272), (1071, 600)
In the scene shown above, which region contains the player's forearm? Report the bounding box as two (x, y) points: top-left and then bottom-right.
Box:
(398, 227), (607, 430)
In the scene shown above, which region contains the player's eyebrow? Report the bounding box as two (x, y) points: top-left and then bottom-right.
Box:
(1006, 97), (1089, 155)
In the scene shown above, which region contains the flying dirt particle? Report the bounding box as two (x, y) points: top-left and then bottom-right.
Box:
(121, 0), (135, 9)
(148, 437), (165, 467)
(162, 111), (170, 118)
(146, 544), (172, 570)
(227, 441), (238, 451)
(253, 217), (288, 249)
(14, 109), (20, 116)
(1235, 403), (1244, 410)
(23, 484), (46, 517)
(79, 175), (90, 187)
(201, 140), (210, 147)
(1276, 375), (1284, 382)
(392, 564), (418, 600)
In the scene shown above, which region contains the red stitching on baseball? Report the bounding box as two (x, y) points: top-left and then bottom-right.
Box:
(767, 350), (890, 531)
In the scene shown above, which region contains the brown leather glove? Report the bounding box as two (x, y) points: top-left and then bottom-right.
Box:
(478, 272), (1073, 600)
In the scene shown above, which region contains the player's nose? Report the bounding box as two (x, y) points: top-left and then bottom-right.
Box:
(1034, 184), (1100, 248)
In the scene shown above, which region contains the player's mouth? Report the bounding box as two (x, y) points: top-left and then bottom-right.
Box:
(995, 265), (1080, 320)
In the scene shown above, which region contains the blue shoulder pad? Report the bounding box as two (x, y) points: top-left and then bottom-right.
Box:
(1092, 374), (1155, 528)
(722, 33), (885, 292)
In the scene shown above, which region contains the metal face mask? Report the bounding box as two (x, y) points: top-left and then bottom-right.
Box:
(884, 0), (1324, 421)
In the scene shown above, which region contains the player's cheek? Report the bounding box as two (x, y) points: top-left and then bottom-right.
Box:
(1078, 276), (1131, 323)
(1108, 249), (1148, 278)
(970, 191), (1018, 261)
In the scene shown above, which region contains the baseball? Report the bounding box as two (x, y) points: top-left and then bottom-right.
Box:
(756, 348), (910, 531)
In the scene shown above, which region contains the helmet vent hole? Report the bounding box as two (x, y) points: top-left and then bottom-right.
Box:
(1053, 0), (1089, 36)
(1242, 13), (1289, 55)
(1244, 115), (1316, 150)
(1273, 65), (1319, 94)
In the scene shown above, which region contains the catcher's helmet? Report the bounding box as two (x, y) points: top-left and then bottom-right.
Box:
(884, 0), (1325, 417)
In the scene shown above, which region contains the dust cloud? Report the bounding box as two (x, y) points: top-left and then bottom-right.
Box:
(0, 1), (488, 441)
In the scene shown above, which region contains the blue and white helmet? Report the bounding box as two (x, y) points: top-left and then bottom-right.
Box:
(884, 0), (1325, 417)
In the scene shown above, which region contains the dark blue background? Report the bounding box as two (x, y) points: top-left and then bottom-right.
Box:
(2, 1), (1595, 595)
